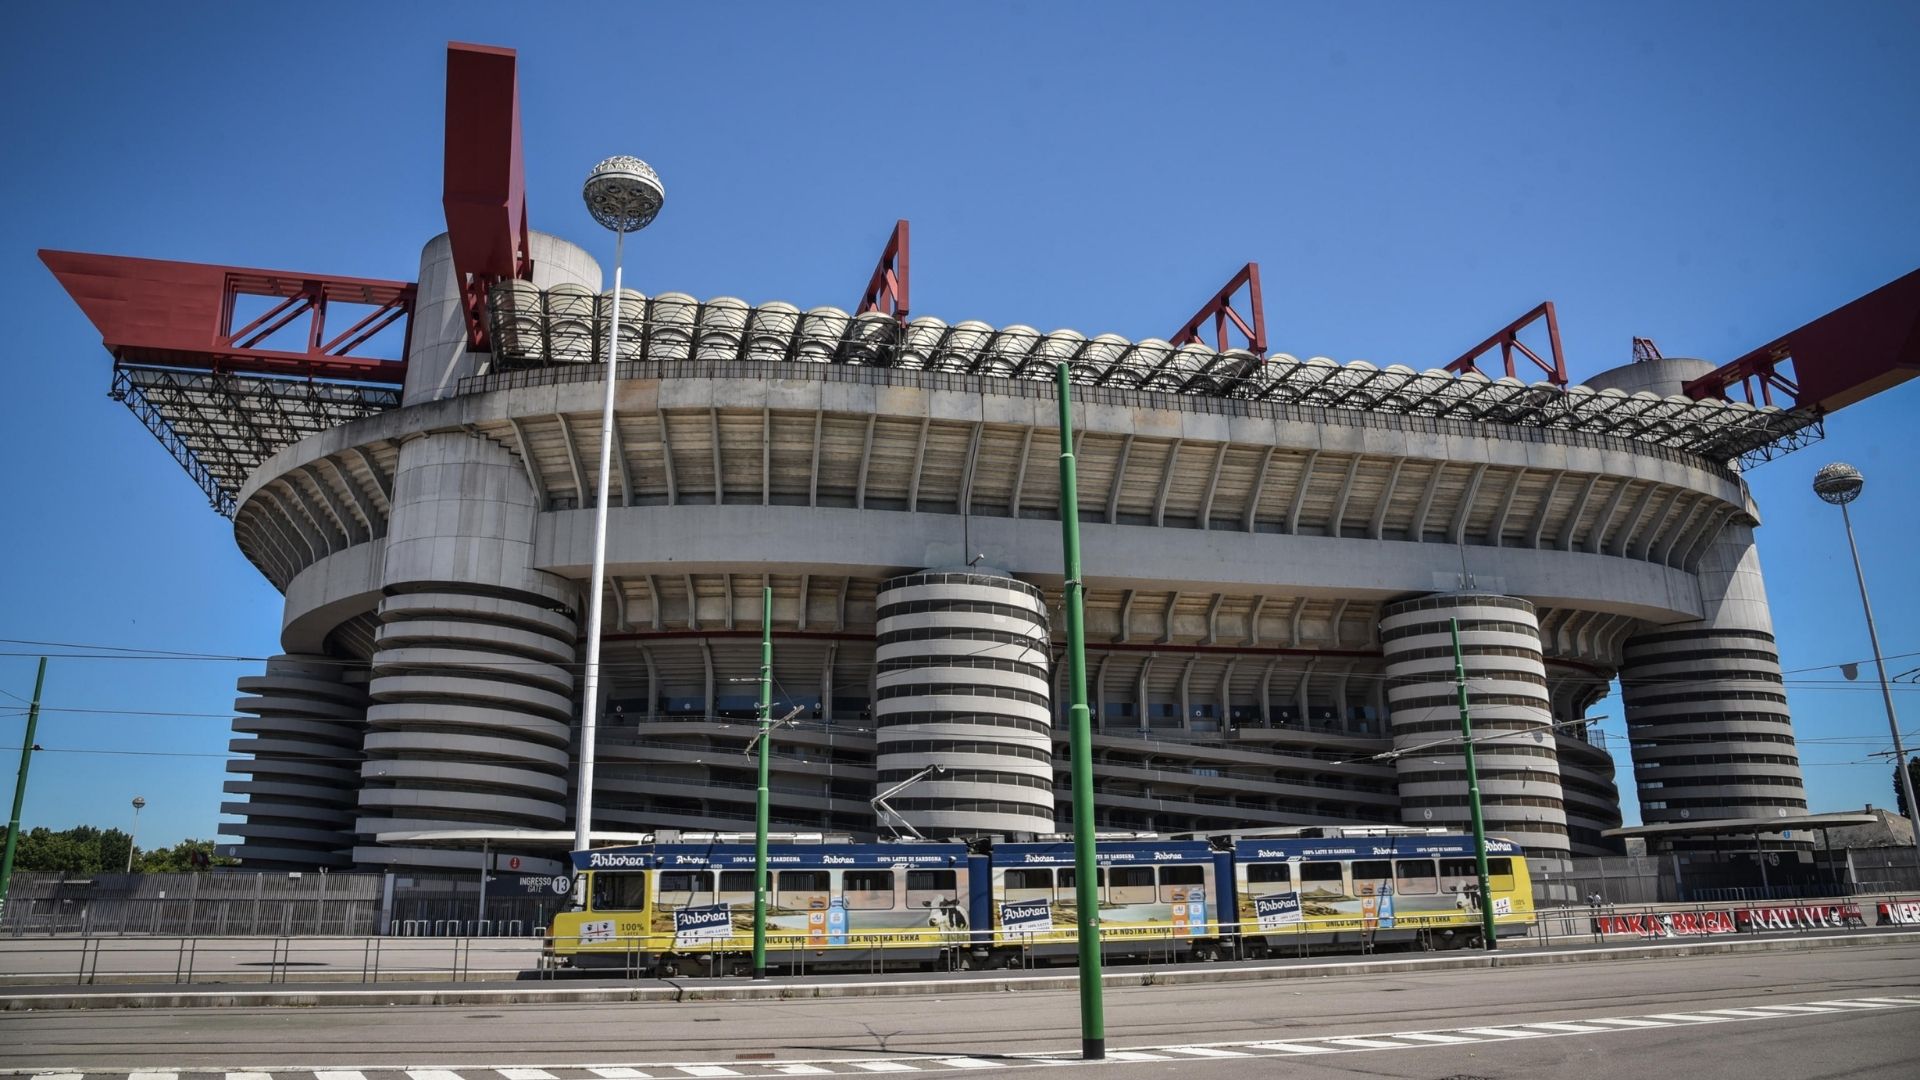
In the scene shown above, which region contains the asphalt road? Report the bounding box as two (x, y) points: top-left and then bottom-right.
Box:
(2, 941), (1915, 1077)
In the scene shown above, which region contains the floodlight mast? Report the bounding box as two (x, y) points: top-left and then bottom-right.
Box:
(572, 156), (664, 883)
(1813, 463), (1920, 854)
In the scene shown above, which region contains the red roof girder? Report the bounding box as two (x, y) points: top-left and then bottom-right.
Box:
(41, 249), (414, 385)
(443, 41), (532, 351)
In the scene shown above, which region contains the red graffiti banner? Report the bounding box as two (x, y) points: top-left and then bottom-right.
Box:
(1879, 900), (1920, 926)
(1592, 910), (1737, 937)
(1734, 904), (1863, 931)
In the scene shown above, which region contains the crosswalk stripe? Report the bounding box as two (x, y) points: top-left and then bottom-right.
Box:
(928, 1060), (1000, 1070)
(1706, 1009), (1789, 1018)
(1810, 999), (1897, 1009)
(1102, 1052), (1171, 1061)
(1456, 1027), (1546, 1039)
(317, 1072), (370, 1080)
(768, 1067), (835, 1075)
(1158, 1047), (1253, 1057)
(29, 1074), (83, 1080)
(1241, 1041), (1336, 1054)
(847, 1065), (920, 1073)
(408, 1072), (466, 1080)
(1325, 1037), (1417, 1048)
(1645, 1013), (1733, 1023)
(1586, 1018), (1673, 1027)
(130, 1073), (178, 1080)
(500, 1071), (558, 1080)
(589, 1071), (656, 1079)
(226, 1073), (274, 1080)
(1521, 1022), (1615, 1033)
(675, 1069), (744, 1078)
(1392, 1033), (1483, 1043)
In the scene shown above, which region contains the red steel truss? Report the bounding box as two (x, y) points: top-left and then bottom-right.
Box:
(1683, 267), (1920, 411)
(855, 219), (911, 324)
(1169, 262), (1266, 357)
(41, 250), (414, 384)
(443, 41), (533, 351)
(1445, 301), (1569, 387)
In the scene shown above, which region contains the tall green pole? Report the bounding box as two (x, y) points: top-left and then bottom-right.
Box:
(0, 658), (48, 926)
(1056, 363), (1105, 1060)
(1450, 618), (1497, 951)
(752, 585), (773, 979)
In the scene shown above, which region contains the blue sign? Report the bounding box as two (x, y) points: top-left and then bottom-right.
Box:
(827, 897), (849, 946)
(672, 903), (734, 949)
(1001, 899), (1053, 934)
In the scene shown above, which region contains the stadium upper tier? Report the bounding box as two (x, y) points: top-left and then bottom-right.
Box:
(484, 282), (1813, 466)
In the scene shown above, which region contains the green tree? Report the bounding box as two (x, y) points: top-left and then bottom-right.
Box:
(7, 825), (131, 874)
(138, 838), (237, 872)
(1898, 756), (1920, 818)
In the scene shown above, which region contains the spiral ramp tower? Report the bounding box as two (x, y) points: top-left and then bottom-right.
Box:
(873, 570), (1055, 838)
(222, 654), (369, 870)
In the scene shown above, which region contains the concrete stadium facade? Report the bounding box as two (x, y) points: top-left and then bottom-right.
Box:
(218, 230), (1809, 878)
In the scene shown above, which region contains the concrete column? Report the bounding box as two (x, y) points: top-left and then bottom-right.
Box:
(873, 569), (1055, 837)
(221, 654), (368, 869)
(1619, 520), (1808, 836)
(353, 430), (580, 872)
(1380, 593), (1571, 874)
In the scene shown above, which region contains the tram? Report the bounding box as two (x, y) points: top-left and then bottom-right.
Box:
(545, 827), (1534, 973)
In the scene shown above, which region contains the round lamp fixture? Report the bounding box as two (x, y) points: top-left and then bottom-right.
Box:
(583, 155), (665, 233)
(1812, 462), (1863, 505)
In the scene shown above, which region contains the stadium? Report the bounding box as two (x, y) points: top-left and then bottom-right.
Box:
(39, 44), (1919, 890)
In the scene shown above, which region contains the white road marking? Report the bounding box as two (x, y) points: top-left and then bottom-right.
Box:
(674, 1069), (743, 1078)
(1240, 1041), (1336, 1054)
(1706, 1009), (1790, 1018)
(1158, 1046), (1253, 1057)
(129, 1073), (178, 1080)
(225, 1073), (274, 1080)
(1747, 1004), (1840, 1014)
(1325, 1037), (1419, 1048)
(1645, 1013), (1734, 1023)
(1101, 1052), (1171, 1061)
(1456, 1027), (1548, 1039)
(589, 1071), (656, 1080)
(847, 1065), (921, 1073)
(1585, 1017), (1674, 1027)
(1391, 1032), (1483, 1043)
(1520, 1022), (1616, 1033)
(316, 1072), (370, 1080)
(29, 1074), (83, 1080)
(500, 1071), (558, 1080)
(1852, 997), (1920, 1005)
(1816, 999), (1900, 1009)
(928, 1060), (1001, 1070)
(407, 1072), (466, 1080)
(767, 1067), (835, 1076)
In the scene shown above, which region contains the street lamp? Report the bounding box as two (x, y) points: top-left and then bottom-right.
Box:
(1813, 463), (1920, 854)
(127, 796), (146, 873)
(572, 156), (665, 871)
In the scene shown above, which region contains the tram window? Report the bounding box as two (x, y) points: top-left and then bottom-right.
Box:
(717, 870), (756, 905)
(1109, 866), (1156, 905)
(1394, 859), (1438, 895)
(1486, 858), (1515, 891)
(1159, 864), (1204, 903)
(657, 871), (713, 908)
(1004, 867), (1054, 903)
(907, 869), (958, 910)
(1058, 867), (1106, 898)
(592, 872), (649, 912)
(843, 870), (896, 910)
(1299, 862), (1345, 896)
(1246, 862), (1293, 888)
(1352, 860), (1392, 897)
(777, 870), (831, 909)
(1439, 858), (1478, 896)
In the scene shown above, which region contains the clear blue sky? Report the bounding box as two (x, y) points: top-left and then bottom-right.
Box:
(3, 3), (1917, 848)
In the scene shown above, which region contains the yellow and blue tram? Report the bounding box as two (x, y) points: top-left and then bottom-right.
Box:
(545, 828), (1534, 972)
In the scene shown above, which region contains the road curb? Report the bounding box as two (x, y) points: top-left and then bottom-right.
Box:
(3, 930), (1916, 1011)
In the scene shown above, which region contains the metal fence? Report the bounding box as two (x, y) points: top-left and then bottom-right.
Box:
(1, 871), (573, 938)
(1534, 848), (1920, 906)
